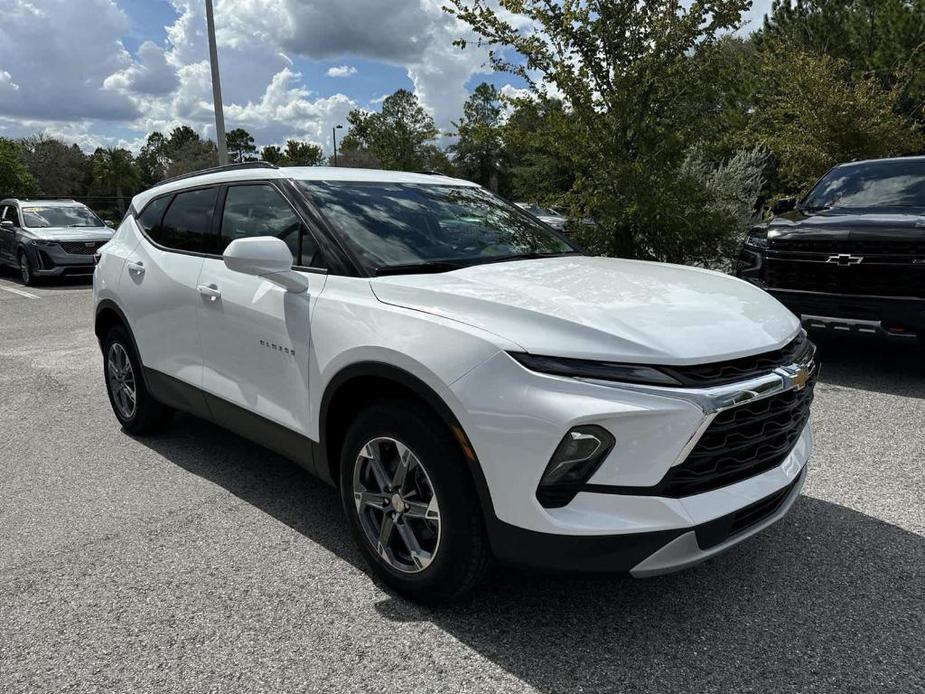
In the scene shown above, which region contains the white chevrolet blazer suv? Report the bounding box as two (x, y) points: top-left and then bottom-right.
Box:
(93, 162), (815, 602)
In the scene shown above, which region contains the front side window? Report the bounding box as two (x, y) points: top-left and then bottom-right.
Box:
(153, 188), (217, 253)
(21, 204), (103, 229)
(296, 181), (577, 274)
(137, 196), (170, 234)
(220, 184), (319, 265)
(803, 159), (925, 210)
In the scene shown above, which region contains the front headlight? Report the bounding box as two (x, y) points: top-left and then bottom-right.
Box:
(744, 229), (769, 249)
(33, 239), (58, 246)
(509, 352), (682, 386)
(537, 424), (615, 507)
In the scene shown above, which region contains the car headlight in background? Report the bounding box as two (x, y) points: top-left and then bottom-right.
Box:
(509, 352), (682, 386)
(536, 424), (615, 507)
(744, 229), (769, 249)
(33, 239), (58, 246)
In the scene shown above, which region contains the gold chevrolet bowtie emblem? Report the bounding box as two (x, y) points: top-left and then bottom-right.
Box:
(791, 367), (810, 390)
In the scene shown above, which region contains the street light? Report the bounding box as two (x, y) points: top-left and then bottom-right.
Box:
(332, 124), (343, 166)
(205, 0), (228, 166)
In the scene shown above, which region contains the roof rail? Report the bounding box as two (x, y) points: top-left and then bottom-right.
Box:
(153, 161), (279, 188)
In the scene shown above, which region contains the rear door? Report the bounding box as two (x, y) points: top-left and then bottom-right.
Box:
(118, 187), (218, 393)
(196, 181), (326, 440)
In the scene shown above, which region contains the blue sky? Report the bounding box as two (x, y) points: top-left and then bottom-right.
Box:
(0, 0), (773, 154)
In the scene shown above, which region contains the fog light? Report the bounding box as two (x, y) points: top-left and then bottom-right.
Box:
(536, 425), (615, 508)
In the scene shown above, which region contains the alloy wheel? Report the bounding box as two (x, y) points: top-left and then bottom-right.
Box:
(107, 342), (137, 419)
(352, 436), (441, 573)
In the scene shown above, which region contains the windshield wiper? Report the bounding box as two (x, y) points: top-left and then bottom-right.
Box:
(373, 260), (466, 276)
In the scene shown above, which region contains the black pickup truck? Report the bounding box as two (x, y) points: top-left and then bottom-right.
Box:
(735, 156), (925, 342)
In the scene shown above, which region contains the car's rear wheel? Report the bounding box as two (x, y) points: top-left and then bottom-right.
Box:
(18, 250), (35, 286)
(339, 399), (490, 603)
(103, 326), (173, 434)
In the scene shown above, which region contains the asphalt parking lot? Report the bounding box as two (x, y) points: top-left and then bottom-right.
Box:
(1, 273), (923, 694)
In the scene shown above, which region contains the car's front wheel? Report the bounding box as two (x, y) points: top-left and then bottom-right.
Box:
(103, 326), (173, 434)
(339, 399), (490, 603)
(18, 249), (35, 286)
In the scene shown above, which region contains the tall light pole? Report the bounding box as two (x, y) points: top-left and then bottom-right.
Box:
(332, 124), (343, 166)
(205, 0), (228, 166)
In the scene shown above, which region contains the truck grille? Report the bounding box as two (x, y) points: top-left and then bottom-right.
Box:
(59, 241), (104, 255)
(764, 257), (925, 297)
(657, 374), (815, 497)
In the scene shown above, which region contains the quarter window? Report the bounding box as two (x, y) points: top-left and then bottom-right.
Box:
(154, 188), (218, 253)
(220, 184), (323, 267)
(136, 196), (170, 234)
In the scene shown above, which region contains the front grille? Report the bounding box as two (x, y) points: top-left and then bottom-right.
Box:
(59, 241), (104, 255)
(772, 238), (925, 255)
(764, 257), (925, 297)
(661, 333), (810, 387)
(657, 374), (815, 497)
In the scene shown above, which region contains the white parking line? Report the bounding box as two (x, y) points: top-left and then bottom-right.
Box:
(0, 285), (39, 299)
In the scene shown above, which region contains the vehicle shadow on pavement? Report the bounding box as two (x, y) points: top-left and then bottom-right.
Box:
(813, 332), (925, 399)
(139, 414), (924, 694)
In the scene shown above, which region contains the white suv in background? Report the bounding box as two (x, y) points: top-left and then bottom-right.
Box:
(93, 162), (815, 602)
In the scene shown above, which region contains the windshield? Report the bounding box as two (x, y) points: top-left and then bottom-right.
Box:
(298, 181), (578, 272)
(21, 204), (104, 228)
(802, 159), (925, 209)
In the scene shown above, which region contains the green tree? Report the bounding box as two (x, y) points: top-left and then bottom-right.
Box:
(757, 0), (925, 121)
(89, 147), (140, 215)
(163, 127), (217, 177)
(226, 128), (257, 163)
(261, 145), (284, 165)
(450, 82), (507, 191)
(448, 0), (752, 263)
(747, 48), (924, 195)
(502, 98), (576, 204)
(19, 135), (87, 196)
(340, 89), (439, 170)
(0, 138), (36, 196)
(136, 131), (169, 186)
(282, 140), (325, 166)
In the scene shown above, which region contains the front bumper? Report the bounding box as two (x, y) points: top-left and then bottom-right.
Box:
(451, 344), (814, 574)
(488, 465), (806, 575)
(768, 288), (925, 335)
(24, 242), (99, 277)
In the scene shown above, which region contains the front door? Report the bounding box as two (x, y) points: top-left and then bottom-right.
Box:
(196, 182), (326, 439)
(0, 205), (18, 263)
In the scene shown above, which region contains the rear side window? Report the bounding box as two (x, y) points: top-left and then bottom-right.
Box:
(153, 188), (218, 253)
(136, 196), (170, 234)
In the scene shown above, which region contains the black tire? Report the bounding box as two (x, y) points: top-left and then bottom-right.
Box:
(102, 326), (173, 434)
(18, 249), (36, 286)
(339, 398), (491, 604)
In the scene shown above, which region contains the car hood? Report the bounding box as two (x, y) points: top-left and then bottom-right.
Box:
(768, 207), (925, 242)
(22, 226), (114, 242)
(371, 256), (800, 365)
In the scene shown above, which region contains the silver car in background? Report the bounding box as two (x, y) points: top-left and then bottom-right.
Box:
(514, 202), (568, 231)
(0, 199), (114, 285)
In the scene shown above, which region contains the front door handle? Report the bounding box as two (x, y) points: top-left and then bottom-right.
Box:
(197, 283), (221, 301)
(127, 260), (145, 276)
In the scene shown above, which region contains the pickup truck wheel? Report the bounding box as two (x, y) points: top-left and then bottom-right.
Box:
(103, 326), (173, 434)
(340, 399), (490, 604)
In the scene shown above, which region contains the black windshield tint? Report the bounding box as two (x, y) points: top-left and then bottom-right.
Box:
(803, 159), (925, 209)
(297, 181), (577, 271)
(21, 205), (104, 228)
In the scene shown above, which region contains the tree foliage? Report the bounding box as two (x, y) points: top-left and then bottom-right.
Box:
(340, 89), (439, 170)
(0, 138), (36, 196)
(450, 82), (507, 191)
(226, 128), (257, 163)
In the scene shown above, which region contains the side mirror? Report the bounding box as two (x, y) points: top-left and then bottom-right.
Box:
(105, 220), (115, 228)
(0, 220), (13, 227)
(223, 236), (309, 293)
(771, 197), (797, 215)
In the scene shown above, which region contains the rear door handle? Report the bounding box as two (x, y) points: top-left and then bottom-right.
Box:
(197, 283), (221, 301)
(127, 260), (145, 276)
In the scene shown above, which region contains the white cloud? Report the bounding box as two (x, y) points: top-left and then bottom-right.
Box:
(326, 65), (357, 78)
(104, 40), (179, 95)
(0, 70), (20, 91)
(0, 0), (138, 121)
